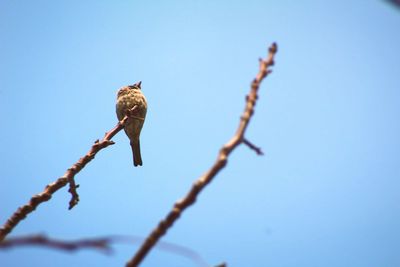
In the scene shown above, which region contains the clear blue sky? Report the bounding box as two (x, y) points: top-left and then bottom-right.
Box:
(1, 1), (400, 266)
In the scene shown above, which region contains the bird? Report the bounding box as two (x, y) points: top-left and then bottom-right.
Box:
(116, 81), (147, 166)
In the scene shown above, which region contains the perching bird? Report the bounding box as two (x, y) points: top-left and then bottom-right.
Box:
(116, 81), (147, 166)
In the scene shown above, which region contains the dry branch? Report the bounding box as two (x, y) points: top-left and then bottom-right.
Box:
(126, 43), (278, 267)
(0, 106), (139, 242)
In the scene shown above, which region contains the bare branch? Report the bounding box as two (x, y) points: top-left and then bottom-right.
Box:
(126, 43), (278, 267)
(0, 106), (139, 242)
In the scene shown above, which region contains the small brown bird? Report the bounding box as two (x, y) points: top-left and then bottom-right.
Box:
(116, 81), (147, 166)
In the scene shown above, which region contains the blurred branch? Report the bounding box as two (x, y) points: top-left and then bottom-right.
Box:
(0, 234), (113, 254)
(0, 106), (139, 242)
(0, 234), (212, 267)
(126, 43), (278, 267)
(386, 0), (400, 9)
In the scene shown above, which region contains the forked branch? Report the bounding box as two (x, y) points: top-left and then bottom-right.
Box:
(126, 43), (278, 267)
(0, 106), (139, 242)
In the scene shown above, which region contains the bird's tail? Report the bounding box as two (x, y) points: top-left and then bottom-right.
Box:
(131, 140), (143, 167)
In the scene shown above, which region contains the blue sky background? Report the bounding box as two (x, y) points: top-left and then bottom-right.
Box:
(1, 1), (400, 266)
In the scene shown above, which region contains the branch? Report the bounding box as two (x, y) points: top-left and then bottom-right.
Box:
(126, 43), (278, 267)
(0, 234), (113, 254)
(0, 106), (139, 242)
(0, 234), (214, 267)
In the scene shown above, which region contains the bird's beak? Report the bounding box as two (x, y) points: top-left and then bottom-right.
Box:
(136, 81), (142, 89)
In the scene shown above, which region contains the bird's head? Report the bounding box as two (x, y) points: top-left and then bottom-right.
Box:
(117, 81), (142, 98)
(128, 81), (142, 90)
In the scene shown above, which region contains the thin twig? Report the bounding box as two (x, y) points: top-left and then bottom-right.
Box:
(243, 138), (264, 155)
(0, 106), (138, 242)
(126, 43), (278, 267)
